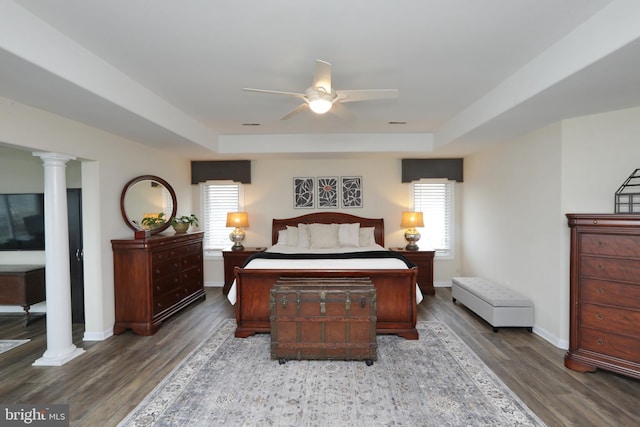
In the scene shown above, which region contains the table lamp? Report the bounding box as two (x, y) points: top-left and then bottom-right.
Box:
(226, 212), (249, 251)
(401, 211), (424, 250)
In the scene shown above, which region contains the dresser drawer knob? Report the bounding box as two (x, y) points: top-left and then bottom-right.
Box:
(596, 288), (604, 295)
(596, 338), (604, 346)
(596, 313), (604, 320)
(598, 241), (605, 248)
(597, 264), (605, 271)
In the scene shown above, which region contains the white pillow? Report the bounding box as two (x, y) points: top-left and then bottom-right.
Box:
(297, 223), (311, 248)
(338, 223), (360, 247)
(309, 223), (340, 249)
(277, 229), (288, 245)
(359, 227), (376, 246)
(286, 226), (299, 246)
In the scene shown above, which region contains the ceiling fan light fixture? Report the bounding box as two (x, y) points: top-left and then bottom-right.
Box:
(307, 91), (333, 114)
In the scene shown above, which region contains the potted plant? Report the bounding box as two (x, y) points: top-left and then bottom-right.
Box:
(140, 212), (166, 230)
(170, 214), (199, 233)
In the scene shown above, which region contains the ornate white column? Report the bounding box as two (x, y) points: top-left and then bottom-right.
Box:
(32, 152), (85, 366)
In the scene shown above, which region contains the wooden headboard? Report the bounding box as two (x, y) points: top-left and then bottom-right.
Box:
(272, 212), (384, 246)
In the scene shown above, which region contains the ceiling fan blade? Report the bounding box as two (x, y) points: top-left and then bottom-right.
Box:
(281, 103), (308, 120)
(312, 60), (332, 93)
(243, 88), (306, 98)
(330, 102), (355, 121)
(336, 89), (398, 103)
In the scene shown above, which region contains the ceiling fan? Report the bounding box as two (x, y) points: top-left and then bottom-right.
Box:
(243, 60), (399, 120)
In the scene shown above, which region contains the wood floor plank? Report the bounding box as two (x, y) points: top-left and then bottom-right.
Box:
(1, 287), (639, 426)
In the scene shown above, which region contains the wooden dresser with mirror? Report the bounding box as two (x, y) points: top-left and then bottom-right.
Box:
(112, 175), (205, 335)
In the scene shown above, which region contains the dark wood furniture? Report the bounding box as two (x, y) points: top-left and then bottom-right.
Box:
(566, 214), (640, 379)
(234, 212), (419, 340)
(0, 265), (46, 325)
(270, 278), (377, 365)
(389, 248), (435, 295)
(222, 247), (266, 296)
(111, 232), (205, 336)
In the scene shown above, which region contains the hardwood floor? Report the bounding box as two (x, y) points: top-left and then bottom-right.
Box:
(1, 286), (639, 426)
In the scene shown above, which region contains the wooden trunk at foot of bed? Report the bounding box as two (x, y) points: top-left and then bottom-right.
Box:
(234, 267), (419, 340)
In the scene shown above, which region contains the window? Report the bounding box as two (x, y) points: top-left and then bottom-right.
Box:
(201, 182), (243, 251)
(411, 180), (454, 257)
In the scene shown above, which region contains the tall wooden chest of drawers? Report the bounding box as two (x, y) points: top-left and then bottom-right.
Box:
(566, 214), (640, 379)
(270, 277), (377, 365)
(112, 231), (205, 336)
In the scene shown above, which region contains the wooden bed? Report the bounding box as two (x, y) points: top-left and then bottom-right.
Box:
(233, 212), (419, 339)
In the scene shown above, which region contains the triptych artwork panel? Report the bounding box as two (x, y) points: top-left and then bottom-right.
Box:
(293, 176), (362, 209)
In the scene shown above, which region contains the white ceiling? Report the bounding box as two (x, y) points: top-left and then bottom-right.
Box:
(1, 0), (640, 159)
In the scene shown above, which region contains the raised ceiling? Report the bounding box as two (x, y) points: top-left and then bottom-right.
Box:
(1, 0), (640, 159)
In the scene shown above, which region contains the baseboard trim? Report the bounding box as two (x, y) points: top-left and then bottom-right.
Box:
(83, 328), (113, 342)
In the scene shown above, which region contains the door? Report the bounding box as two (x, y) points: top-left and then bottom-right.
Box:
(67, 188), (84, 323)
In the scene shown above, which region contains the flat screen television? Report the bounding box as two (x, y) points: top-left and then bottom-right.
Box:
(0, 193), (45, 251)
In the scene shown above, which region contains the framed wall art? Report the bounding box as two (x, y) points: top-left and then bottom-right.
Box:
(293, 177), (314, 208)
(341, 176), (362, 208)
(317, 176), (338, 208)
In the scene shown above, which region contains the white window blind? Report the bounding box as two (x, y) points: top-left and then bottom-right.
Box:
(201, 182), (241, 250)
(413, 181), (453, 257)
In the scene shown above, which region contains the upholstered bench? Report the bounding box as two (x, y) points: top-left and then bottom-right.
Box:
(451, 277), (533, 332)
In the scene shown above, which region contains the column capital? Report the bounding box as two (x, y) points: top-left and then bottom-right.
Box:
(32, 152), (76, 164)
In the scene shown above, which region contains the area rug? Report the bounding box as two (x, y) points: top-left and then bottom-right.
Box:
(0, 339), (29, 355)
(118, 320), (546, 427)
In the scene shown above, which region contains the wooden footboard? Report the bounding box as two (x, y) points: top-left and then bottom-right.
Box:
(234, 267), (419, 340)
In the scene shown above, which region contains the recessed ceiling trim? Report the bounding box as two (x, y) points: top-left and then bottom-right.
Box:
(435, 0), (640, 150)
(218, 133), (434, 154)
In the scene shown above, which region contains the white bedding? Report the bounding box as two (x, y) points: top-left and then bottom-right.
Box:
(226, 243), (424, 305)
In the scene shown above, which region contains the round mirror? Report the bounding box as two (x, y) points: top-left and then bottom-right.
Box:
(120, 175), (177, 234)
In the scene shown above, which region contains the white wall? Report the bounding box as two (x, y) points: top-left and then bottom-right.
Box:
(0, 97), (193, 339)
(462, 105), (640, 349)
(558, 106), (640, 343)
(202, 157), (463, 286)
(463, 123), (564, 346)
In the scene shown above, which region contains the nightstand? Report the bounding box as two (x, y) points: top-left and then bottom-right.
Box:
(389, 248), (435, 295)
(222, 247), (266, 296)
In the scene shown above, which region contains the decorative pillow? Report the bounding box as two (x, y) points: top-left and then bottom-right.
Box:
(359, 227), (376, 246)
(338, 223), (360, 247)
(277, 229), (288, 245)
(297, 224), (311, 248)
(309, 223), (340, 249)
(286, 226), (299, 246)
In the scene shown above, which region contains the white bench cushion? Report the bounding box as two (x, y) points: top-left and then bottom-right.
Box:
(451, 277), (534, 329)
(452, 277), (532, 307)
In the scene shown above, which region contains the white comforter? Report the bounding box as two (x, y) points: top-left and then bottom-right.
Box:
(226, 244), (424, 305)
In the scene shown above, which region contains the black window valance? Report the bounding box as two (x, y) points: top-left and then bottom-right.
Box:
(401, 158), (463, 183)
(191, 160), (251, 184)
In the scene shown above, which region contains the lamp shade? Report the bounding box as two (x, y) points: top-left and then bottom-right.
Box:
(226, 212), (249, 228)
(400, 211), (424, 228)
